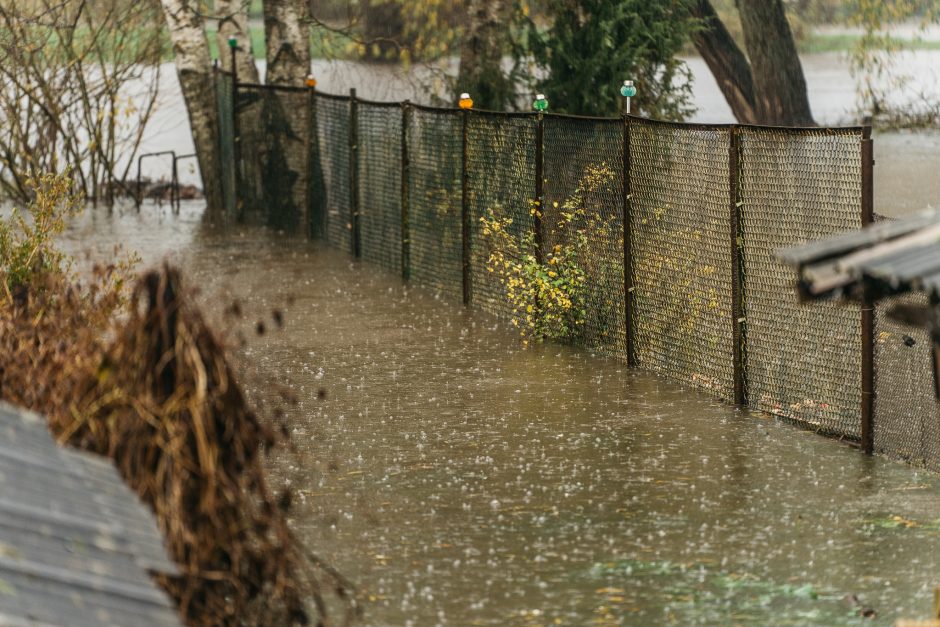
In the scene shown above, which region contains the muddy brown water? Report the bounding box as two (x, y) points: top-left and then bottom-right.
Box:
(62, 204), (940, 625)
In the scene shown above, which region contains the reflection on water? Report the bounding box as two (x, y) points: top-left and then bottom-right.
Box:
(63, 204), (940, 625)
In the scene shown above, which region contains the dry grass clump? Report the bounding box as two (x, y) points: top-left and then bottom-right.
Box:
(0, 174), (356, 625)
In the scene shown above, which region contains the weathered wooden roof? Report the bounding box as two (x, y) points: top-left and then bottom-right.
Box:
(777, 208), (940, 300)
(0, 401), (180, 627)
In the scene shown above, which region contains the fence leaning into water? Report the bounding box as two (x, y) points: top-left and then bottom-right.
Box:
(213, 69), (940, 471)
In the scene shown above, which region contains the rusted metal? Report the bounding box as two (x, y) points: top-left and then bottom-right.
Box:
(461, 109), (471, 305)
(729, 126), (746, 406)
(860, 125), (875, 454)
(534, 112), (544, 265)
(305, 84), (315, 239)
(622, 115), (636, 367)
(400, 101), (411, 281)
(135, 150), (176, 210)
(349, 88), (360, 258)
(230, 44), (240, 217)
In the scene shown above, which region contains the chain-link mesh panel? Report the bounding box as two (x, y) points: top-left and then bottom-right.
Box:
(233, 85), (266, 220)
(874, 294), (940, 468)
(629, 120), (734, 398)
(466, 112), (537, 318)
(406, 108), (462, 299)
(739, 127), (862, 436)
(257, 88), (309, 231)
(215, 72), (236, 216)
(358, 103), (402, 273)
(543, 116), (625, 358)
(315, 95), (352, 251)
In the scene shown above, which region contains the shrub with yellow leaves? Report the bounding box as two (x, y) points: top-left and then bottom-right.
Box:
(480, 164), (617, 344)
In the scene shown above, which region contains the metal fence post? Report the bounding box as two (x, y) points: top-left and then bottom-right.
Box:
(230, 47), (239, 216)
(401, 101), (411, 281)
(171, 154), (179, 212)
(349, 88), (360, 258)
(303, 84), (313, 239)
(534, 112), (545, 264)
(729, 126), (746, 406)
(461, 109), (472, 305)
(622, 115), (636, 367)
(861, 125), (875, 454)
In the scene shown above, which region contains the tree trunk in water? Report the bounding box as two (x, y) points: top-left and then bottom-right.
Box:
(736, 0), (814, 125)
(215, 0), (259, 83)
(689, 0), (758, 124)
(261, 0), (310, 232)
(160, 0), (224, 217)
(456, 0), (512, 110)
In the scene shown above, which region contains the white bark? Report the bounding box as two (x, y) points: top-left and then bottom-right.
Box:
(264, 0), (310, 86)
(215, 0), (260, 84)
(160, 0), (224, 215)
(259, 0), (311, 232)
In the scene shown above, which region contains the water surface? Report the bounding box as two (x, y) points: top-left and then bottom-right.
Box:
(60, 204), (940, 625)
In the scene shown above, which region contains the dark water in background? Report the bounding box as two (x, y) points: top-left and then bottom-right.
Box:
(59, 203), (940, 625)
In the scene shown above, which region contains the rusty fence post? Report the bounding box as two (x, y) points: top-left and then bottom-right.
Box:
(349, 88), (360, 258)
(729, 126), (747, 406)
(304, 83), (313, 239)
(401, 101), (411, 281)
(461, 109), (471, 305)
(622, 115), (636, 367)
(230, 46), (240, 217)
(534, 112), (545, 265)
(861, 125), (875, 454)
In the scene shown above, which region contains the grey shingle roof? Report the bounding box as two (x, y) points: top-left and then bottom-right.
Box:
(0, 402), (180, 627)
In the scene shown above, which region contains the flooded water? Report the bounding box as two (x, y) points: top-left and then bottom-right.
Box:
(61, 203), (940, 625)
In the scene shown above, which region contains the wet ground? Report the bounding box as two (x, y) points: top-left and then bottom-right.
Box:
(61, 203), (940, 625)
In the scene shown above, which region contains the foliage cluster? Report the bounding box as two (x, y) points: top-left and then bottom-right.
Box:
(480, 164), (617, 344)
(0, 0), (164, 204)
(524, 0), (698, 118)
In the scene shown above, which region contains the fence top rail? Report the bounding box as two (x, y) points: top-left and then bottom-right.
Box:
(627, 114), (866, 135)
(228, 84), (868, 134)
(356, 96), (404, 108)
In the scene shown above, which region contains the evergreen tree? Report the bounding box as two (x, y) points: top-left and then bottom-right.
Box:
(529, 0), (698, 119)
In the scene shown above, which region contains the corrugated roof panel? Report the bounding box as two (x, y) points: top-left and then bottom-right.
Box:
(0, 402), (180, 627)
(777, 207), (940, 266)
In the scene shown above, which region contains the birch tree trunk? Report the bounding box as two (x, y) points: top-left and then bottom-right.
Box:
(264, 0), (309, 87)
(160, 0), (224, 216)
(215, 0), (260, 83)
(260, 0), (311, 232)
(456, 0), (513, 110)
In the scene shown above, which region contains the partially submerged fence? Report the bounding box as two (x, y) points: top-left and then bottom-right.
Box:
(214, 69), (940, 471)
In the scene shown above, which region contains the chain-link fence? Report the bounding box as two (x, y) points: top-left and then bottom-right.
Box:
(629, 120), (734, 399)
(874, 294), (940, 468)
(218, 80), (940, 470)
(315, 94), (352, 252)
(406, 106), (463, 300)
(214, 71), (236, 216)
(357, 102), (403, 274)
(740, 128), (864, 437)
(466, 112), (537, 318)
(544, 116), (626, 358)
